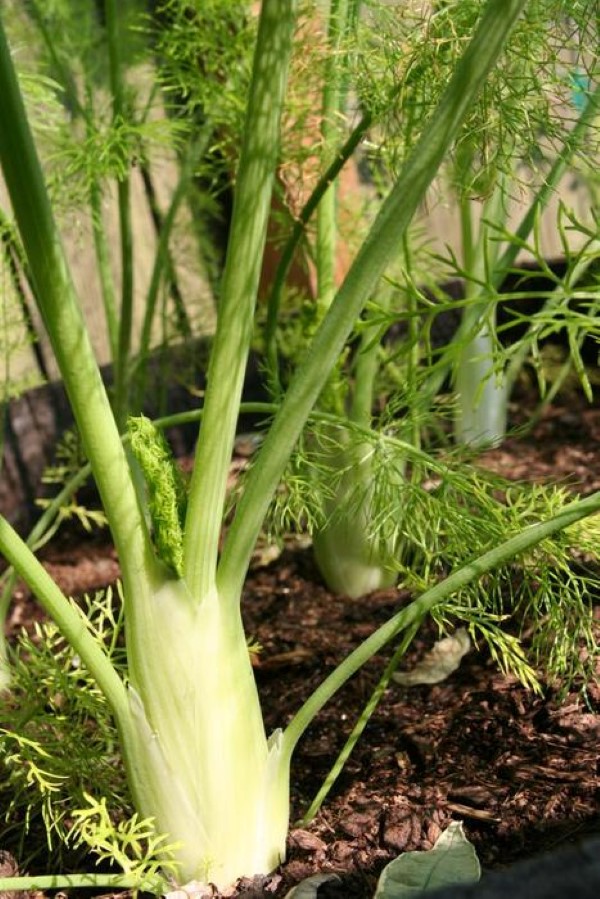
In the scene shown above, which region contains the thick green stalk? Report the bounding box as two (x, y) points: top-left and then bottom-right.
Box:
(219, 0), (528, 600)
(0, 16), (148, 588)
(120, 576), (289, 887)
(120, 6), (301, 879)
(281, 487), (600, 756)
(182, 0), (298, 597)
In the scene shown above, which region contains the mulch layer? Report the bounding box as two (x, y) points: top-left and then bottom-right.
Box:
(2, 387), (600, 898)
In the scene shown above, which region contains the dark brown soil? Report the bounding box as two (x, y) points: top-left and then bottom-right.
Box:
(3, 388), (600, 898)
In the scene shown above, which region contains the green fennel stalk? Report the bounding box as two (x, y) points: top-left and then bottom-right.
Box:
(307, 0), (398, 597)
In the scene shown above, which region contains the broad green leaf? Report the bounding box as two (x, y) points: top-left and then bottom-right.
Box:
(374, 822), (481, 899)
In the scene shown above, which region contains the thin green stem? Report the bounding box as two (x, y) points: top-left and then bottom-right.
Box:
(132, 138), (206, 411)
(265, 108), (373, 394)
(281, 487), (600, 755)
(182, 0), (298, 598)
(113, 157), (134, 425)
(26, 0), (83, 116)
(459, 191), (475, 280)
(0, 516), (129, 724)
(218, 0), (528, 600)
(0, 873), (163, 893)
(316, 0), (351, 311)
(139, 161), (193, 339)
(404, 235), (422, 453)
(300, 619), (420, 824)
(90, 175), (119, 361)
(104, 0), (134, 427)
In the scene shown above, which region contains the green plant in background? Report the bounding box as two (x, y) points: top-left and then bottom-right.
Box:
(1, 0), (600, 893)
(364, 0), (600, 447)
(448, 82), (600, 446)
(1, 0), (212, 426)
(302, 0), (401, 598)
(263, 0), (599, 598)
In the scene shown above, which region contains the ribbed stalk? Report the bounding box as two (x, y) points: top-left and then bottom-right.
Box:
(182, 0), (298, 598)
(0, 15), (148, 584)
(219, 0), (529, 599)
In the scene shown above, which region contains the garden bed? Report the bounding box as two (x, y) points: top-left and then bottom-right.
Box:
(3, 385), (600, 899)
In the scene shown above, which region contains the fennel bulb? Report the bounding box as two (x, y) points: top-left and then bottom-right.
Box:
(120, 577), (289, 888)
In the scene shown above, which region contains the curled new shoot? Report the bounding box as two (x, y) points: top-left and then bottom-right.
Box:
(0, 0), (599, 893)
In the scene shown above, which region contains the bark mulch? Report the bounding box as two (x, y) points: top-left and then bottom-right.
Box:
(2, 387), (600, 898)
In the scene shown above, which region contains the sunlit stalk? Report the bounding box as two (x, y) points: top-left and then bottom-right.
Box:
(219, 0), (529, 600)
(182, 0), (299, 598)
(0, 14), (147, 581)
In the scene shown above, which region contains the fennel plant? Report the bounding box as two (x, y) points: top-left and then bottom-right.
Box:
(264, 0), (599, 597)
(2, 0), (600, 892)
(403, 1), (600, 446)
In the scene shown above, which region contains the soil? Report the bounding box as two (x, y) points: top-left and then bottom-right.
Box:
(3, 385), (600, 899)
